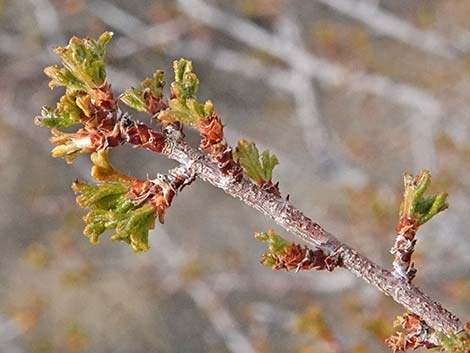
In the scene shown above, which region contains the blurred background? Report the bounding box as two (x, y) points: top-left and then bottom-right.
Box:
(1, 0), (470, 352)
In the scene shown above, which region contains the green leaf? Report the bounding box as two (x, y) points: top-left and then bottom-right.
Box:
(399, 170), (448, 226)
(43, 65), (87, 91)
(437, 328), (470, 353)
(72, 180), (157, 252)
(50, 32), (113, 90)
(233, 139), (279, 184)
(255, 229), (290, 267)
(35, 92), (84, 128)
(255, 230), (289, 254)
(157, 58), (213, 126)
(48, 130), (92, 163)
(120, 70), (165, 112)
(418, 192), (448, 225)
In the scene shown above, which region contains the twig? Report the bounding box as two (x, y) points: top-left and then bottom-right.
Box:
(152, 128), (462, 335)
(2, 98), (257, 352)
(155, 231), (259, 353)
(273, 14), (367, 185)
(0, 314), (26, 353)
(34, 30), (465, 343)
(175, 0), (443, 117)
(88, 1), (190, 58)
(314, 0), (457, 59)
(28, 0), (65, 42)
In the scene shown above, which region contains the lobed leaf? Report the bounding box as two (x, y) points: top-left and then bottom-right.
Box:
(157, 59), (213, 126)
(35, 92), (84, 128)
(399, 170), (448, 226)
(255, 229), (290, 267)
(44, 65), (87, 91)
(120, 70), (166, 112)
(71, 151), (169, 252)
(50, 32), (113, 91)
(234, 139), (279, 185)
(72, 179), (156, 252)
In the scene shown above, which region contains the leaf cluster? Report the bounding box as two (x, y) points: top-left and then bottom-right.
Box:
(73, 180), (155, 252)
(45, 32), (112, 90)
(158, 59), (214, 125)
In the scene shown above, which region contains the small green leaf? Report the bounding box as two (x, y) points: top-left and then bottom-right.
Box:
(418, 192), (448, 225)
(437, 327), (470, 353)
(73, 181), (128, 209)
(157, 58), (213, 126)
(48, 130), (92, 163)
(255, 230), (290, 267)
(399, 170), (448, 226)
(43, 65), (87, 91)
(35, 92), (84, 128)
(72, 180), (157, 252)
(234, 139), (279, 185)
(120, 70), (165, 112)
(51, 32), (113, 90)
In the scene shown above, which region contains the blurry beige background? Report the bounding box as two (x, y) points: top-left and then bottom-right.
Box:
(1, 0), (470, 352)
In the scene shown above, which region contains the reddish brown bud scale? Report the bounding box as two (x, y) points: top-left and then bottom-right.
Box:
(144, 95), (167, 117)
(386, 313), (438, 352)
(195, 114), (242, 180)
(266, 242), (341, 272)
(121, 120), (167, 153)
(391, 216), (420, 282)
(198, 115), (224, 148)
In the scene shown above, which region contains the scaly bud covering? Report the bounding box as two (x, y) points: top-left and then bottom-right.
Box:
(255, 230), (340, 272)
(385, 313), (439, 352)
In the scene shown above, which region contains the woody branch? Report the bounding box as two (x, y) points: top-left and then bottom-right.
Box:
(35, 33), (464, 346)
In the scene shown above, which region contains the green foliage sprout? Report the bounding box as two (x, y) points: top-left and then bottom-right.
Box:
(400, 170), (448, 225)
(36, 92), (84, 128)
(45, 32), (113, 90)
(437, 327), (470, 353)
(158, 59), (214, 125)
(255, 230), (290, 267)
(234, 139), (279, 185)
(73, 180), (155, 252)
(120, 70), (166, 112)
(35, 32), (114, 133)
